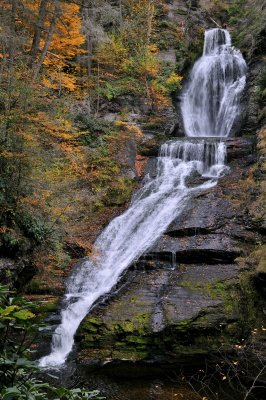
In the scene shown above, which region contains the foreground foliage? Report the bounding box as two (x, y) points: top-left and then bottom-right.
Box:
(0, 285), (104, 399)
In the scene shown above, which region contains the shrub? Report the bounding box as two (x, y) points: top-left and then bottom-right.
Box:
(16, 211), (50, 245)
(0, 284), (105, 400)
(74, 115), (109, 134)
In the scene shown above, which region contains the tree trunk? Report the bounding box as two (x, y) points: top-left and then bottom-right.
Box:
(96, 59), (100, 116)
(30, 0), (48, 68)
(33, 0), (61, 78)
(146, 0), (155, 44)
(7, 0), (17, 112)
(82, 0), (93, 87)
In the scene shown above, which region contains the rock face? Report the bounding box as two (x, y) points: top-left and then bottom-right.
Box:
(77, 138), (264, 368)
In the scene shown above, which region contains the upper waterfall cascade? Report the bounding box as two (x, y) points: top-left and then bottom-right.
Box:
(181, 28), (247, 137)
(39, 29), (246, 368)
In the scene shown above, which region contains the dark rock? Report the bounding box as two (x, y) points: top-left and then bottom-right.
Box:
(77, 260), (254, 366)
(64, 242), (87, 258)
(226, 137), (257, 161)
(180, 263), (246, 285)
(0, 257), (35, 288)
(165, 195), (234, 236)
(150, 234), (242, 264)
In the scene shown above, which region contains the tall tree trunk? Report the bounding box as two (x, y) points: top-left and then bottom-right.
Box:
(96, 59), (100, 116)
(146, 0), (155, 44)
(9, 0), (17, 62)
(82, 0), (93, 87)
(33, 0), (61, 78)
(30, 0), (48, 68)
(7, 0), (17, 113)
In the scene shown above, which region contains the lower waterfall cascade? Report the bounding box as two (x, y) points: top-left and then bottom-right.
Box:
(39, 28), (247, 368)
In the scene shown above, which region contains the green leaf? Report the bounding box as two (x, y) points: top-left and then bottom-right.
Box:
(1, 386), (21, 398)
(16, 358), (37, 368)
(0, 305), (19, 317)
(13, 310), (35, 320)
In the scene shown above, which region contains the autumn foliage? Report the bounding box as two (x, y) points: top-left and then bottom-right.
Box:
(0, 0), (183, 288)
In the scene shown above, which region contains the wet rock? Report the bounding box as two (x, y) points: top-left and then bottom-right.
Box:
(166, 195), (234, 236)
(179, 263), (245, 285)
(150, 234), (242, 264)
(78, 260), (254, 366)
(226, 137), (257, 161)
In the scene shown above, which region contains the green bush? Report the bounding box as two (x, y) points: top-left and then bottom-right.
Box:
(99, 77), (143, 100)
(0, 284), (105, 400)
(78, 132), (102, 147)
(16, 211), (50, 245)
(1, 231), (21, 253)
(74, 115), (109, 134)
(104, 178), (136, 206)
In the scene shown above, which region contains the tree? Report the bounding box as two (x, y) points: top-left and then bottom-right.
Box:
(32, 0), (61, 78)
(29, 0), (48, 68)
(80, 0), (119, 94)
(187, 342), (266, 400)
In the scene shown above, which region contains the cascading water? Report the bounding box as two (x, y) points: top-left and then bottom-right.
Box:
(39, 28), (246, 368)
(181, 28), (247, 137)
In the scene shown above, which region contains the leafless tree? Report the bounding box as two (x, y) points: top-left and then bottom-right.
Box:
(187, 343), (266, 400)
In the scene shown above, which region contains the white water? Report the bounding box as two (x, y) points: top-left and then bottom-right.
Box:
(181, 28), (247, 137)
(39, 28), (246, 368)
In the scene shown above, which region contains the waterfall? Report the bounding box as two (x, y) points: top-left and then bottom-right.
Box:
(39, 141), (227, 367)
(181, 28), (247, 137)
(39, 29), (246, 368)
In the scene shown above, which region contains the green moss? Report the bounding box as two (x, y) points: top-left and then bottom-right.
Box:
(114, 313), (151, 335)
(120, 320), (135, 333)
(37, 299), (59, 313)
(172, 345), (208, 355)
(126, 335), (150, 344)
(84, 324), (99, 333)
(112, 349), (148, 360)
(83, 334), (97, 343)
(85, 316), (102, 326)
(174, 319), (192, 332)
